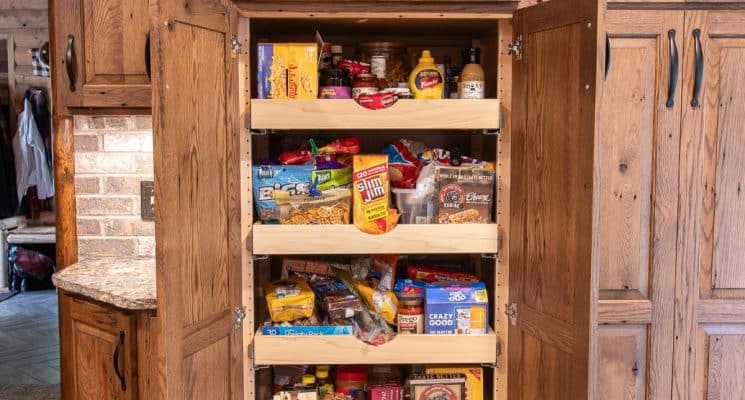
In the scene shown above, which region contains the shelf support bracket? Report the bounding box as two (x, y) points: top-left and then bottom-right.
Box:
(250, 129), (272, 136)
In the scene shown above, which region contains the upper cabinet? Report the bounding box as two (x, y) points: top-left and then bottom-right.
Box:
(52, 0), (151, 113)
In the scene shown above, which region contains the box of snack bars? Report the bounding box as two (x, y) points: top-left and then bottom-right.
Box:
(257, 43), (317, 99)
(434, 166), (494, 224)
(424, 281), (488, 335)
(407, 374), (466, 400)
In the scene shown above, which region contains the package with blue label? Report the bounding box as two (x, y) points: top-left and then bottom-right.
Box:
(252, 165), (314, 223)
(425, 281), (489, 334)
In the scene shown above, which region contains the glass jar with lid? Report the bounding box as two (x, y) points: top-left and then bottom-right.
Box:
(358, 42), (411, 89)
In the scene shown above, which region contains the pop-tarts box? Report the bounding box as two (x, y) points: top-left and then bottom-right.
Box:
(257, 43), (317, 99)
(425, 281), (488, 334)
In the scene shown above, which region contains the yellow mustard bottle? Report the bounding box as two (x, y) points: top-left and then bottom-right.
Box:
(409, 50), (444, 99)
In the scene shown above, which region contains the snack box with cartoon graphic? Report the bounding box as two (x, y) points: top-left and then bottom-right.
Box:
(424, 281), (489, 335)
(257, 43), (318, 99)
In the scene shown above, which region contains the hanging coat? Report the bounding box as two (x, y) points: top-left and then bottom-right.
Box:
(13, 98), (54, 202)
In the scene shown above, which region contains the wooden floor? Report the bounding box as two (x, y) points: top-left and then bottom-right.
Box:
(0, 289), (60, 399)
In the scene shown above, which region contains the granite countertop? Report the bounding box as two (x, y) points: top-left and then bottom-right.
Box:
(52, 258), (156, 310)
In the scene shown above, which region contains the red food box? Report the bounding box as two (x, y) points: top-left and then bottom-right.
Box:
(368, 383), (403, 400)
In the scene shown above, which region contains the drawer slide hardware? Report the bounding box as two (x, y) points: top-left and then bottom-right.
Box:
(248, 341), (270, 370)
(482, 129), (500, 136)
(252, 254), (269, 261)
(250, 129), (272, 136)
(480, 341), (502, 368)
(508, 35), (523, 61)
(505, 303), (518, 326)
(234, 306), (246, 330)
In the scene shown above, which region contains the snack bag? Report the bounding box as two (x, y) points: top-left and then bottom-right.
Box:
(265, 277), (316, 322)
(353, 155), (399, 234)
(354, 282), (399, 326)
(383, 139), (424, 189)
(252, 165), (314, 223)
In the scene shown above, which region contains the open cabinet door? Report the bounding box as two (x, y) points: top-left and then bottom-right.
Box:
(151, 1), (242, 399)
(509, 0), (604, 399)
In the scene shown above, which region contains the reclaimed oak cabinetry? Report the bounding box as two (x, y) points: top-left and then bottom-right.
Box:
(51, 0), (151, 112)
(58, 292), (140, 400)
(49, 0), (745, 398)
(599, 8), (745, 400)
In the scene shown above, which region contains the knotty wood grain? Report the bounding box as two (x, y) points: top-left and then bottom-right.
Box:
(601, 10), (683, 400)
(675, 11), (745, 400)
(597, 325), (647, 400)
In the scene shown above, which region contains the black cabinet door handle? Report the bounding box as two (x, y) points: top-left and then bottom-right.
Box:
(604, 34), (611, 80)
(145, 31), (151, 81)
(112, 331), (126, 391)
(691, 28), (703, 108)
(65, 35), (76, 92)
(666, 29), (679, 108)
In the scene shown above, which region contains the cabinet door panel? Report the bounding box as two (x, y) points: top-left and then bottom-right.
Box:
(599, 10), (684, 400)
(52, 0), (151, 111)
(675, 10), (745, 400)
(151, 1), (242, 399)
(59, 292), (137, 400)
(509, 0), (602, 398)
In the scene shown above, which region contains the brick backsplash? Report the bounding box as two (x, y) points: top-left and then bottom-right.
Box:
(73, 116), (154, 258)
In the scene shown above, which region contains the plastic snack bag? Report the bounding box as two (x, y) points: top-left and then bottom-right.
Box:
(265, 277), (316, 322)
(352, 155), (399, 234)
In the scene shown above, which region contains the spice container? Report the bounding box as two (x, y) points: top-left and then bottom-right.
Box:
(319, 68), (352, 99)
(336, 365), (368, 396)
(359, 42), (410, 88)
(352, 73), (379, 99)
(397, 297), (424, 334)
(316, 366), (334, 397)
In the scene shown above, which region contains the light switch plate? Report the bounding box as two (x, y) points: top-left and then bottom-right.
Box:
(140, 181), (155, 221)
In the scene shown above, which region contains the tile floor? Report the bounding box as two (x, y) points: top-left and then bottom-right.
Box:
(0, 290), (60, 399)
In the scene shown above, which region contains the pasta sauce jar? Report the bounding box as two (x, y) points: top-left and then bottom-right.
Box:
(397, 297), (424, 334)
(352, 73), (379, 99)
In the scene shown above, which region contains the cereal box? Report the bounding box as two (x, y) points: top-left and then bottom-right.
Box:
(353, 155), (398, 235)
(424, 281), (488, 335)
(435, 166), (494, 224)
(257, 43), (318, 99)
(425, 366), (483, 400)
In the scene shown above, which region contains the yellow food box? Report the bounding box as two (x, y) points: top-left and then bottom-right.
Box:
(425, 366), (484, 400)
(257, 43), (317, 99)
(264, 276), (315, 322)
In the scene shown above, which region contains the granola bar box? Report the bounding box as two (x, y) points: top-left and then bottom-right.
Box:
(257, 43), (318, 99)
(434, 166), (494, 224)
(424, 281), (488, 335)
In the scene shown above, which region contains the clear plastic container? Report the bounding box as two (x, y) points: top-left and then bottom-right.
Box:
(392, 188), (434, 224)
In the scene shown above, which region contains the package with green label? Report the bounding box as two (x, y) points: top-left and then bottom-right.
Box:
(311, 167), (352, 190)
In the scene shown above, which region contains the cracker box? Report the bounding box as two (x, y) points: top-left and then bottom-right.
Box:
(257, 43), (318, 99)
(408, 374), (466, 400)
(435, 167), (494, 224)
(425, 366), (483, 400)
(424, 281), (488, 334)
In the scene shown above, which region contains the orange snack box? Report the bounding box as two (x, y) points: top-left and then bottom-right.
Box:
(353, 155), (399, 235)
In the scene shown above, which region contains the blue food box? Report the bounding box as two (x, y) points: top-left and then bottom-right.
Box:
(425, 281), (489, 335)
(261, 325), (353, 336)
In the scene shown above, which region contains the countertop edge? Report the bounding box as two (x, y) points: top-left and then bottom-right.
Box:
(53, 275), (157, 311)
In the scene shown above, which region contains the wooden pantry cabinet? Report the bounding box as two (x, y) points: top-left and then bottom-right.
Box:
(135, 1), (745, 400)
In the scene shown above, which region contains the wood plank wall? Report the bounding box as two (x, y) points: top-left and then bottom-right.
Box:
(0, 0), (50, 123)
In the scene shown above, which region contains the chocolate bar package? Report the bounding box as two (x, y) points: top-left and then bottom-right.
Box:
(311, 279), (363, 320)
(434, 166), (494, 224)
